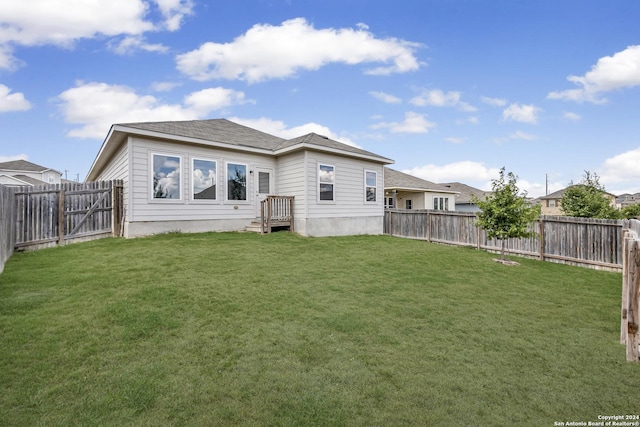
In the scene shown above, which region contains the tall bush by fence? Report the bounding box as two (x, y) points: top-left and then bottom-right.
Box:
(0, 185), (17, 274)
(384, 210), (624, 271)
(0, 181), (123, 274)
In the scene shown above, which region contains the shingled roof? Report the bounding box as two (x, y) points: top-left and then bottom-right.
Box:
(0, 159), (51, 173)
(440, 182), (489, 204)
(384, 168), (457, 193)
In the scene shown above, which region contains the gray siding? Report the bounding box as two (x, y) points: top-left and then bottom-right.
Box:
(96, 141), (130, 214)
(129, 137), (276, 222)
(304, 152), (384, 219)
(276, 151), (307, 218)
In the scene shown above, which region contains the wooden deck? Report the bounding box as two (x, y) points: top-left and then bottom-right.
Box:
(249, 196), (294, 234)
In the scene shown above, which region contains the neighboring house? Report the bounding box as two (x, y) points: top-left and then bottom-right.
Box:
(439, 182), (489, 212)
(617, 193), (640, 209)
(383, 168), (458, 210)
(0, 159), (63, 187)
(538, 186), (617, 215)
(86, 119), (394, 238)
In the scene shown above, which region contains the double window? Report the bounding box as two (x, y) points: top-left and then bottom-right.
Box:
(434, 197), (449, 211)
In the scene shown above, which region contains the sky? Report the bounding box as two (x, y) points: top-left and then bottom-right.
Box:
(1, 0), (639, 197)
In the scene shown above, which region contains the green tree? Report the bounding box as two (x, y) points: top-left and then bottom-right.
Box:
(472, 168), (540, 261)
(621, 203), (640, 219)
(560, 171), (620, 219)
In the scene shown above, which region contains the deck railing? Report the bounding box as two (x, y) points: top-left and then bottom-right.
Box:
(260, 196), (294, 234)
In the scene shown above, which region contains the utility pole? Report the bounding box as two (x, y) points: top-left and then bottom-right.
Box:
(545, 173), (548, 195)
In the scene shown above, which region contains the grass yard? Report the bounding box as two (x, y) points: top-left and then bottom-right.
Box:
(0, 232), (638, 426)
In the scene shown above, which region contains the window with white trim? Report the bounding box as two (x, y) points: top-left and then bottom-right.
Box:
(434, 197), (449, 211)
(365, 170), (377, 202)
(319, 164), (335, 201)
(152, 153), (181, 199)
(192, 158), (217, 200)
(227, 162), (247, 201)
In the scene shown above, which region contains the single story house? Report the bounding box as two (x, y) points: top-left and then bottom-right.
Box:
(439, 182), (489, 212)
(383, 168), (458, 210)
(86, 119), (394, 238)
(0, 159), (63, 187)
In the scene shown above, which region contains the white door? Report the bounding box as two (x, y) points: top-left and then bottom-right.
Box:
(255, 168), (273, 217)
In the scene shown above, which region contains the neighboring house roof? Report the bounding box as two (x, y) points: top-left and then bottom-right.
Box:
(440, 182), (488, 204)
(384, 168), (458, 194)
(538, 185), (617, 201)
(617, 193), (640, 206)
(10, 174), (50, 186)
(88, 119), (393, 180)
(0, 159), (60, 174)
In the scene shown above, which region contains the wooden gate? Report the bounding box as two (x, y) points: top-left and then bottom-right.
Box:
(14, 180), (123, 250)
(621, 219), (640, 362)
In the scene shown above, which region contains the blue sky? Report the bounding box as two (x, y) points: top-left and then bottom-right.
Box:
(1, 0), (639, 197)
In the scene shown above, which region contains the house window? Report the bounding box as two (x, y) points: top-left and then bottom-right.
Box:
(406, 200), (412, 210)
(548, 200), (556, 208)
(193, 159), (216, 200)
(258, 172), (270, 194)
(227, 163), (247, 201)
(434, 197), (449, 211)
(319, 164), (335, 201)
(385, 197), (395, 208)
(152, 153), (181, 199)
(365, 170), (377, 202)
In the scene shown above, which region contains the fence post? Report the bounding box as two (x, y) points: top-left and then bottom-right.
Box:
(626, 239), (640, 362)
(621, 229), (631, 344)
(57, 189), (65, 245)
(539, 217), (545, 261)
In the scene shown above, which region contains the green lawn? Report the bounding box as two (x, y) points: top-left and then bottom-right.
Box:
(1, 232), (638, 426)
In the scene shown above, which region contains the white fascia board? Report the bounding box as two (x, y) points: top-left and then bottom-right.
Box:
(274, 142), (394, 164)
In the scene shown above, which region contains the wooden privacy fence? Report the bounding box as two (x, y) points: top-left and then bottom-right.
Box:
(0, 185), (17, 273)
(12, 180), (124, 251)
(621, 219), (640, 362)
(384, 210), (624, 271)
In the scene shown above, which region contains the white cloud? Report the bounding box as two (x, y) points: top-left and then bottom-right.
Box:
(404, 161), (501, 187)
(509, 131), (537, 141)
(599, 146), (640, 193)
(0, 84), (31, 112)
(109, 36), (169, 55)
(57, 82), (249, 138)
(154, 0), (193, 31)
(175, 18), (422, 82)
(548, 45), (640, 103)
(150, 81), (182, 92)
(371, 111), (436, 134)
(444, 137), (466, 144)
(410, 89), (477, 112)
(481, 96), (507, 107)
(502, 103), (540, 124)
(228, 116), (358, 147)
(0, 0), (194, 68)
(563, 111), (581, 121)
(369, 91), (402, 104)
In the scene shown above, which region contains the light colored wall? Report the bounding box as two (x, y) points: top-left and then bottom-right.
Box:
(0, 169), (61, 185)
(276, 151), (308, 220)
(128, 137), (277, 224)
(297, 216), (384, 237)
(303, 151), (385, 219)
(540, 199), (563, 215)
